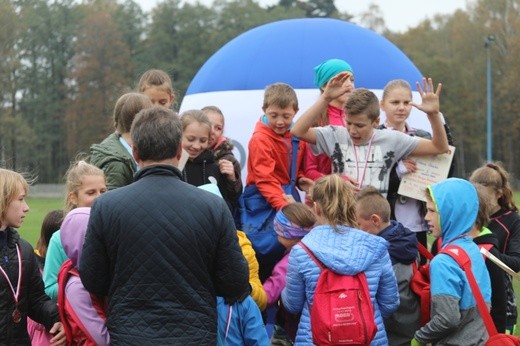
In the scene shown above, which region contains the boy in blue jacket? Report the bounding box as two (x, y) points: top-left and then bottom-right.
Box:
(356, 186), (420, 346)
(413, 178), (491, 345)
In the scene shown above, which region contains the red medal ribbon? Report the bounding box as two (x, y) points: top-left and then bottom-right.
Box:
(353, 133), (375, 189)
(0, 244), (22, 323)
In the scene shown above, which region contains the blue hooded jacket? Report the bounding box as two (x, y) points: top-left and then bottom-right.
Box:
(282, 225), (399, 345)
(379, 220), (417, 265)
(415, 178), (491, 345)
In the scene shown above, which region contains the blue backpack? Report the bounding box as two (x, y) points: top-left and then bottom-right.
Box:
(239, 136), (300, 280)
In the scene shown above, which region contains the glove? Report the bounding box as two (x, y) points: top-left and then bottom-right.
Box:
(411, 337), (423, 346)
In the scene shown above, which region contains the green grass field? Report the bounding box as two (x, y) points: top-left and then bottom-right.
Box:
(19, 197), (64, 246)
(20, 192), (520, 246)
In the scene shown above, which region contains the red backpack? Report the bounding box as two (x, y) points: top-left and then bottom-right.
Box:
(299, 242), (377, 346)
(410, 241), (496, 327)
(410, 243), (434, 326)
(58, 259), (107, 346)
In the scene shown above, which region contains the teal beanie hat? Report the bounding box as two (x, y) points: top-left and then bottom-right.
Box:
(313, 59), (353, 88)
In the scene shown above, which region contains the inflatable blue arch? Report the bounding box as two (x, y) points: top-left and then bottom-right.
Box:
(186, 18), (422, 94)
(181, 18), (429, 170)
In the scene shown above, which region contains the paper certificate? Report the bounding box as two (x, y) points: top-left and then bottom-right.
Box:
(397, 145), (456, 201)
(177, 148), (190, 172)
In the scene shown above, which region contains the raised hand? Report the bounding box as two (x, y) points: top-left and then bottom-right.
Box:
(322, 72), (352, 102)
(410, 77), (442, 116)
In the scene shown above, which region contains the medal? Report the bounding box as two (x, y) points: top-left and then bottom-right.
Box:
(0, 244), (22, 324)
(352, 133), (375, 189)
(12, 307), (21, 323)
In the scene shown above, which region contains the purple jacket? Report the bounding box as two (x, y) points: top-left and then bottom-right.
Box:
(60, 208), (109, 346)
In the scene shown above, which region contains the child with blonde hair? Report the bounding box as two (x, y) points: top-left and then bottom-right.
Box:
(0, 168), (66, 345)
(43, 161), (106, 300)
(90, 92), (153, 190)
(282, 174), (399, 345)
(181, 109), (242, 217)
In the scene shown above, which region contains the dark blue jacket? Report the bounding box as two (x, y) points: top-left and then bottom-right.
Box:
(379, 220), (418, 265)
(80, 165), (249, 345)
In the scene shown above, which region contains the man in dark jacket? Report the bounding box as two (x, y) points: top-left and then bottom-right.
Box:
(79, 107), (250, 345)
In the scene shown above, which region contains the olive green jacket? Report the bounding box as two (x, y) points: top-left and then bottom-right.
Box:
(89, 133), (137, 190)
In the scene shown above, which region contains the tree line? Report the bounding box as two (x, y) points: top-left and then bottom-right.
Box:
(0, 0), (518, 185)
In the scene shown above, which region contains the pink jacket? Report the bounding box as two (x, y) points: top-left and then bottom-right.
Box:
(304, 104), (345, 180)
(263, 253), (289, 306)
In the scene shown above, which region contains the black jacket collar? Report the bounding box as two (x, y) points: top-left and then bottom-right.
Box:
(134, 164), (183, 182)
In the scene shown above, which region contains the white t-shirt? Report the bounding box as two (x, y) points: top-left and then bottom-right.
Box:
(312, 126), (420, 195)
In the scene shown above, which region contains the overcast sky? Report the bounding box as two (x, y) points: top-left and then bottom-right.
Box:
(135, 0), (469, 33)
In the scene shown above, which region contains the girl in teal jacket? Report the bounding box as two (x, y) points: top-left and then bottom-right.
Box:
(43, 161), (106, 300)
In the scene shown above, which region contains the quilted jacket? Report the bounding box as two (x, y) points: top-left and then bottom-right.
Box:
(79, 164), (250, 345)
(237, 231), (267, 311)
(281, 225), (399, 345)
(0, 228), (59, 345)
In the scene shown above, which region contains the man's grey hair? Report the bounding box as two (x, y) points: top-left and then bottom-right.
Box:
(131, 107), (182, 162)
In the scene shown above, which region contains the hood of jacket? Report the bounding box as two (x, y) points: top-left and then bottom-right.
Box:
(213, 137), (234, 160)
(61, 207), (91, 267)
(302, 224), (389, 275)
(379, 220), (418, 265)
(428, 178), (478, 244)
(254, 115), (294, 141)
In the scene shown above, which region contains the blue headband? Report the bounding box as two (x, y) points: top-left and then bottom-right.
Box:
(273, 210), (312, 239)
(313, 59), (353, 88)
